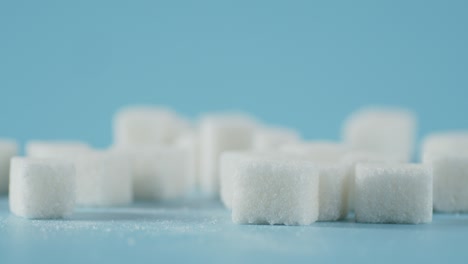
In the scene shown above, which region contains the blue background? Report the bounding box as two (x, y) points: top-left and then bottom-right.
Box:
(1, 0), (467, 148)
(1, 1), (468, 263)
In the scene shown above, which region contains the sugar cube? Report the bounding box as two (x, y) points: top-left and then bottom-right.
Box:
(421, 132), (468, 212)
(74, 151), (133, 207)
(118, 146), (192, 200)
(340, 151), (404, 211)
(232, 159), (319, 225)
(425, 154), (468, 212)
(253, 126), (300, 151)
(0, 139), (18, 193)
(421, 131), (468, 162)
(9, 157), (76, 219)
(199, 114), (256, 196)
(355, 163), (432, 224)
(342, 107), (416, 162)
(175, 131), (199, 191)
(26, 141), (91, 158)
(25, 141), (127, 206)
(114, 106), (190, 147)
(220, 151), (289, 209)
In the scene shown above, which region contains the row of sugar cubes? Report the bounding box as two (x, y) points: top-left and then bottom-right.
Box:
(1, 106), (194, 219)
(0, 105), (466, 224)
(220, 107), (468, 225)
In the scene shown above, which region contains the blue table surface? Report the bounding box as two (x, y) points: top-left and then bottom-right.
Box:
(0, 196), (467, 263)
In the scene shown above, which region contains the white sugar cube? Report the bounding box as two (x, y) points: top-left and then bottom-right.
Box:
(25, 142), (128, 207)
(421, 132), (468, 212)
(199, 114), (256, 196)
(355, 164), (432, 224)
(114, 106), (190, 147)
(175, 131), (198, 191)
(26, 141), (91, 158)
(253, 126), (300, 151)
(426, 154), (468, 212)
(232, 159), (319, 225)
(340, 151), (404, 211)
(342, 107), (416, 162)
(316, 163), (349, 221)
(421, 131), (468, 162)
(280, 141), (348, 162)
(221, 151), (347, 220)
(74, 151), (132, 207)
(220, 151), (289, 209)
(119, 146), (191, 200)
(9, 157), (76, 219)
(0, 139), (18, 193)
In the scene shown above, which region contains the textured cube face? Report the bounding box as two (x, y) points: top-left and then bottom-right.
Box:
(343, 108), (416, 162)
(431, 156), (468, 212)
(340, 151), (404, 212)
(355, 164), (432, 224)
(232, 160), (319, 226)
(9, 158), (76, 219)
(220, 151), (291, 209)
(0, 140), (18, 193)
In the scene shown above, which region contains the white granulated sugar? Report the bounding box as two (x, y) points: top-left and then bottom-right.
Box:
(253, 126), (300, 151)
(113, 106), (190, 147)
(342, 107), (416, 162)
(9, 157), (76, 219)
(199, 114), (257, 196)
(117, 145), (192, 200)
(219, 151), (290, 209)
(340, 151), (404, 211)
(427, 154), (468, 213)
(280, 141), (348, 162)
(25, 141), (91, 159)
(316, 163), (349, 221)
(232, 159), (319, 226)
(355, 163), (432, 224)
(74, 150), (133, 207)
(0, 139), (18, 193)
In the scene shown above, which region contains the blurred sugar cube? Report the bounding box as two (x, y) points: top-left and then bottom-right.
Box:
(9, 157), (76, 219)
(198, 114), (257, 196)
(116, 145), (192, 200)
(0, 139), (18, 193)
(114, 106), (191, 147)
(342, 107), (416, 162)
(252, 126), (300, 151)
